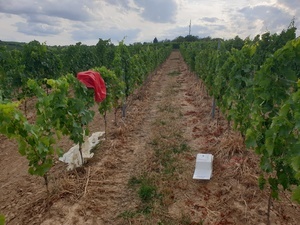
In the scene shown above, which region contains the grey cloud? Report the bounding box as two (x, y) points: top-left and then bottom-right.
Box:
(102, 0), (132, 10)
(247, 24), (257, 30)
(0, 0), (95, 22)
(201, 17), (220, 23)
(193, 24), (227, 37)
(276, 0), (300, 26)
(16, 22), (62, 36)
(238, 5), (294, 32)
(0, 0), (40, 14)
(26, 15), (60, 26)
(42, 1), (94, 22)
(0, 0), (96, 38)
(133, 0), (177, 23)
(191, 25), (213, 37)
(276, 0), (300, 10)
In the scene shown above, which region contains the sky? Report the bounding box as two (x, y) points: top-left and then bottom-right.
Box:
(0, 0), (299, 46)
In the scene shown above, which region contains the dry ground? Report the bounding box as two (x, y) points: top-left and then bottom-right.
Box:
(0, 51), (299, 225)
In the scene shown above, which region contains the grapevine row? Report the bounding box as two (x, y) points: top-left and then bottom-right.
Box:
(180, 25), (300, 203)
(0, 41), (172, 189)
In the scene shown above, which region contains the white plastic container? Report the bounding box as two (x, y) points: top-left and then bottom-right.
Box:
(193, 153), (214, 180)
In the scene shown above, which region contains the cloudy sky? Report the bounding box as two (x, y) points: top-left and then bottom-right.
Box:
(0, 0), (299, 45)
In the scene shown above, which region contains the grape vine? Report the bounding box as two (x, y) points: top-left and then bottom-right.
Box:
(180, 26), (300, 204)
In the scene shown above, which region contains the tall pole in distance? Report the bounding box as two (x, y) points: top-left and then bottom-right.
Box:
(189, 19), (191, 35)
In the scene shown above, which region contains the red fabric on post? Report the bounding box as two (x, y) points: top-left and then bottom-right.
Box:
(76, 70), (106, 102)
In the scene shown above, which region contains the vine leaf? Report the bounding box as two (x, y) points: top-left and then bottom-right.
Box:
(245, 128), (257, 148)
(0, 215), (5, 225)
(292, 186), (300, 204)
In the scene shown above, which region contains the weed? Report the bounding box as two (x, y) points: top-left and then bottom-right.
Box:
(137, 204), (152, 215)
(172, 142), (190, 153)
(129, 174), (157, 208)
(139, 183), (157, 202)
(180, 142), (190, 152)
(153, 119), (167, 126)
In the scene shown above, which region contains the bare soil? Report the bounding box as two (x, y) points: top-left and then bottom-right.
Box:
(1, 51), (299, 225)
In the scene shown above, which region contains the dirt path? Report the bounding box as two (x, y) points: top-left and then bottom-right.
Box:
(1, 51), (300, 225)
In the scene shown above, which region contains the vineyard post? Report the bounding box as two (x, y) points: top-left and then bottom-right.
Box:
(79, 123), (84, 165)
(122, 101), (126, 118)
(211, 40), (221, 119)
(211, 98), (216, 119)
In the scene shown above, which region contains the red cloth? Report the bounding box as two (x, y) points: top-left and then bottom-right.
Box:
(77, 70), (106, 102)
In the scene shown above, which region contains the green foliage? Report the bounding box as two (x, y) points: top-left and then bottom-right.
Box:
(0, 100), (58, 178)
(23, 40), (62, 80)
(111, 40), (171, 117)
(113, 40), (131, 98)
(139, 183), (157, 203)
(95, 38), (115, 68)
(0, 47), (25, 99)
(34, 74), (96, 149)
(0, 214), (5, 225)
(92, 66), (124, 133)
(292, 186), (300, 204)
(93, 66), (125, 116)
(0, 73), (96, 185)
(0, 37), (172, 190)
(59, 42), (97, 75)
(128, 175), (157, 206)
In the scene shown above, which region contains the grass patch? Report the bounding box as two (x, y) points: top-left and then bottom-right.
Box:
(128, 174), (158, 206)
(153, 119), (167, 126)
(172, 142), (191, 154)
(139, 183), (157, 202)
(125, 175), (158, 217)
(123, 74), (195, 222)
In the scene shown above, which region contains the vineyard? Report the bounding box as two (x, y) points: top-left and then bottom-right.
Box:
(0, 25), (300, 224)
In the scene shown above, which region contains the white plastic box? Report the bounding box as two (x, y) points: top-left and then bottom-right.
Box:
(193, 153), (214, 180)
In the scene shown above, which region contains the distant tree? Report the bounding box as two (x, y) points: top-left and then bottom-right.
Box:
(184, 35), (199, 42)
(161, 39), (171, 43)
(153, 37), (158, 43)
(173, 36), (185, 43)
(223, 36), (244, 51)
(200, 36), (212, 41)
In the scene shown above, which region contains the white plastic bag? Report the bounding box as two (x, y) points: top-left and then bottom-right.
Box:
(59, 131), (105, 170)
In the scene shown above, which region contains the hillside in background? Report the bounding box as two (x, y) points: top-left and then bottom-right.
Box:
(0, 40), (26, 50)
